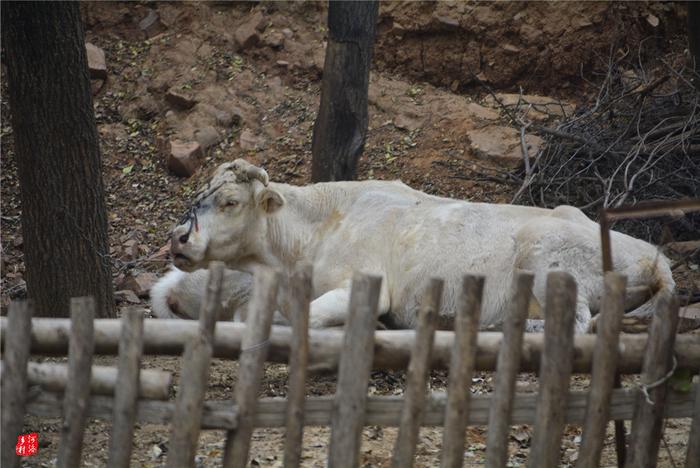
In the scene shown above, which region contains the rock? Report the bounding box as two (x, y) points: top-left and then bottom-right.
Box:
(235, 13), (265, 50)
(239, 128), (263, 151)
(165, 88), (197, 110)
(168, 140), (203, 177)
(264, 31), (285, 49)
(119, 272), (158, 298)
(519, 24), (543, 43)
(139, 10), (166, 38)
(115, 290), (140, 305)
(434, 15), (459, 27)
(503, 44), (520, 53)
(281, 28), (293, 39)
(194, 126), (221, 150)
(276, 60), (290, 68)
(393, 114), (422, 132)
(467, 126), (544, 169)
(121, 239), (139, 261)
(466, 103), (500, 121)
(85, 43), (107, 80)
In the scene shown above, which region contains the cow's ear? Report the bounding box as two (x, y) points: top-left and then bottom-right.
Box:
(258, 188), (284, 214)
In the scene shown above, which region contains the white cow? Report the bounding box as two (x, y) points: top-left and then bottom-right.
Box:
(169, 159), (674, 333)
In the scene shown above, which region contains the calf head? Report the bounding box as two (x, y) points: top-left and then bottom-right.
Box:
(170, 159), (284, 271)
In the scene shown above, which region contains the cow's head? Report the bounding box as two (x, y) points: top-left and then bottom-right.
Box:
(170, 159), (284, 271)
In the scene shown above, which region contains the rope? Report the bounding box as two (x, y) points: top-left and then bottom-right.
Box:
(640, 354), (678, 405)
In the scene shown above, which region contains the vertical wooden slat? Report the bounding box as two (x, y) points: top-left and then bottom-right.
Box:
(391, 278), (444, 468)
(441, 275), (485, 468)
(223, 267), (281, 468)
(686, 382), (700, 468)
(576, 272), (626, 468)
(327, 273), (383, 468)
(283, 265), (313, 468)
(57, 296), (96, 468)
(1, 301), (33, 468)
(626, 295), (680, 468)
(527, 272), (578, 468)
(167, 262), (224, 468)
(107, 307), (145, 468)
(485, 273), (533, 468)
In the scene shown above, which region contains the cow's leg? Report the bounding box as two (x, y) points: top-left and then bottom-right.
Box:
(528, 271), (593, 334)
(308, 288), (351, 328)
(307, 275), (391, 329)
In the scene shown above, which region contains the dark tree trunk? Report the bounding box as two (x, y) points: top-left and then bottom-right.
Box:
(2, 2), (114, 317)
(311, 1), (379, 182)
(689, 2), (700, 88)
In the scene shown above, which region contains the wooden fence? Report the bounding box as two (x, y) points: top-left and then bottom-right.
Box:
(1, 261), (699, 467)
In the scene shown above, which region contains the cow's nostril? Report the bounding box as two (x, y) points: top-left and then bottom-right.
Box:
(179, 233), (189, 244)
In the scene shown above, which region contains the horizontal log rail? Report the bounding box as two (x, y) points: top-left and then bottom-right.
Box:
(26, 385), (698, 431)
(2, 318), (699, 374)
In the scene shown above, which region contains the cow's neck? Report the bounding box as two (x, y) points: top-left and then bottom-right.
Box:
(261, 182), (354, 269)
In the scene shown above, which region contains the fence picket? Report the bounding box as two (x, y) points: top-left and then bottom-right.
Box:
(626, 295), (681, 468)
(485, 273), (533, 468)
(391, 278), (443, 468)
(527, 272), (577, 468)
(283, 265), (313, 468)
(441, 275), (484, 468)
(576, 272), (626, 468)
(167, 262), (224, 468)
(57, 297), (96, 468)
(328, 273), (383, 468)
(223, 267), (281, 468)
(107, 308), (145, 468)
(0, 301), (33, 468)
(686, 380), (700, 468)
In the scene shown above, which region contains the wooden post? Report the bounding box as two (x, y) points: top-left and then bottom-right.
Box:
(1, 301), (33, 468)
(527, 272), (577, 468)
(327, 273), (383, 468)
(686, 379), (700, 468)
(485, 273), (533, 468)
(283, 265), (312, 468)
(223, 267), (281, 468)
(626, 295), (680, 468)
(57, 297), (95, 468)
(107, 308), (145, 468)
(441, 275), (484, 468)
(167, 262), (224, 468)
(391, 278), (443, 468)
(576, 272), (626, 468)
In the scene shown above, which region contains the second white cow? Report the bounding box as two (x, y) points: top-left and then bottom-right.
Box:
(169, 159), (674, 333)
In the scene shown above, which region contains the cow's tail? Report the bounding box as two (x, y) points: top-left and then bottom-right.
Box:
(624, 254), (675, 318)
(150, 268), (187, 319)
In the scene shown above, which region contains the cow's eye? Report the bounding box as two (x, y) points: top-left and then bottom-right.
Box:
(225, 200), (238, 208)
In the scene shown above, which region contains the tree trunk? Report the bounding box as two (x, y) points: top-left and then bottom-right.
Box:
(2, 2), (114, 318)
(310, 1), (379, 182)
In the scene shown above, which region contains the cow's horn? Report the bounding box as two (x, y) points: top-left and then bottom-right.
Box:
(231, 159), (269, 186)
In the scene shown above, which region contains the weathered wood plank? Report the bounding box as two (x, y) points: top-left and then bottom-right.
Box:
(686, 381), (700, 468)
(283, 265), (312, 468)
(626, 295), (681, 468)
(6, 319), (700, 374)
(167, 262), (224, 468)
(392, 278), (443, 468)
(528, 272), (578, 468)
(441, 275), (484, 468)
(0, 301), (33, 468)
(107, 308), (145, 468)
(223, 267), (281, 468)
(57, 297), (95, 468)
(0, 361), (170, 400)
(485, 273), (533, 468)
(576, 272), (626, 468)
(25, 385), (697, 430)
(328, 273), (383, 468)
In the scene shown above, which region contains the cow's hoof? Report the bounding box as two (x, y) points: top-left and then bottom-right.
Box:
(525, 319), (546, 333)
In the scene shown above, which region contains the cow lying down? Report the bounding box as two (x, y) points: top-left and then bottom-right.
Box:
(166, 159), (674, 333)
